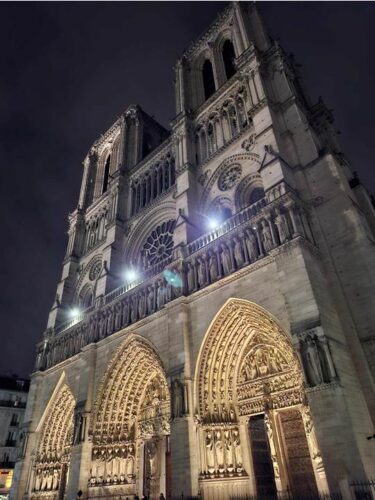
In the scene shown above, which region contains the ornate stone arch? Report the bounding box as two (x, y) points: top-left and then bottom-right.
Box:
(124, 200), (176, 265)
(89, 334), (170, 492)
(200, 153), (261, 212)
(195, 298), (303, 423)
(194, 299), (326, 498)
(32, 376), (75, 495)
(234, 173), (265, 211)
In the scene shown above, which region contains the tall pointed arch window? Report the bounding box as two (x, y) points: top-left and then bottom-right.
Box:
(102, 154), (111, 194)
(202, 59), (216, 100)
(222, 39), (236, 80)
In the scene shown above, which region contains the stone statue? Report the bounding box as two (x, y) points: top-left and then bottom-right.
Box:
(187, 262), (195, 291)
(147, 286), (154, 314)
(156, 279), (165, 309)
(224, 430), (233, 468)
(220, 244), (232, 275)
(197, 257), (206, 287)
(205, 432), (215, 472)
(126, 455), (134, 477)
(35, 469), (42, 491)
(304, 336), (324, 386)
(138, 292), (146, 319)
(52, 469), (59, 490)
(130, 296), (138, 323)
(232, 429), (242, 468)
(274, 208), (290, 244)
(208, 250), (219, 282)
(245, 228), (258, 262)
(215, 430), (225, 469)
(261, 220), (273, 253)
(233, 237), (244, 268)
(73, 410), (83, 444)
(172, 379), (184, 418)
(114, 303), (122, 330)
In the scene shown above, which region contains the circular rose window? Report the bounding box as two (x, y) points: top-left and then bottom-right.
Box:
(218, 164), (242, 191)
(142, 219), (176, 268)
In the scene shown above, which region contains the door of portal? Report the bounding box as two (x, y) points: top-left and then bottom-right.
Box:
(279, 409), (318, 498)
(249, 415), (277, 498)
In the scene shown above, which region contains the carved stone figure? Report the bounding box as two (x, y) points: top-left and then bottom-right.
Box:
(304, 336), (324, 386)
(130, 296), (138, 323)
(215, 430), (225, 469)
(138, 292), (146, 319)
(172, 379), (184, 418)
(73, 410), (83, 445)
(35, 469), (42, 491)
(232, 429), (242, 468)
(147, 286), (154, 314)
(197, 257), (206, 287)
(274, 208), (290, 244)
(245, 228), (258, 262)
(205, 432), (215, 472)
(220, 243), (232, 275)
(208, 250), (219, 282)
(233, 237), (244, 268)
(156, 279), (165, 309)
(261, 220), (273, 253)
(52, 469), (59, 490)
(224, 430), (233, 468)
(187, 262), (195, 291)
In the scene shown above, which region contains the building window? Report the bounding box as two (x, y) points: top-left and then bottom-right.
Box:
(102, 155), (111, 194)
(10, 414), (19, 426)
(222, 39), (236, 80)
(202, 59), (215, 100)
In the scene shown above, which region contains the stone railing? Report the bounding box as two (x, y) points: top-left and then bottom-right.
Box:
(35, 192), (313, 372)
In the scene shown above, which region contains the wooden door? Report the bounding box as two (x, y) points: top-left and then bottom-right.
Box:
(279, 409), (318, 498)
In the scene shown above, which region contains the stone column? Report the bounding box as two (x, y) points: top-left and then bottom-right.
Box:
(65, 344), (96, 499)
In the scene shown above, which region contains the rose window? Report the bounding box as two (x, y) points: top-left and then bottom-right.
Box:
(142, 219), (176, 268)
(218, 164), (242, 191)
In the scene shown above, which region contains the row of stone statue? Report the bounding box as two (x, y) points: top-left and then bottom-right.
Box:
(36, 203), (306, 372)
(90, 453), (135, 486)
(185, 209), (294, 292)
(203, 427), (244, 478)
(37, 269), (182, 370)
(33, 467), (60, 492)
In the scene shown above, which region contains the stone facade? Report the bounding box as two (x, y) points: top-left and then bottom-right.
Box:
(11, 3), (375, 500)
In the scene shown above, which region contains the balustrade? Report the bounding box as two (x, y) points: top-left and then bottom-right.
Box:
(35, 194), (312, 372)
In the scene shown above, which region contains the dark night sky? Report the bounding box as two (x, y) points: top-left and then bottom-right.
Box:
(1, 2), (374, 378)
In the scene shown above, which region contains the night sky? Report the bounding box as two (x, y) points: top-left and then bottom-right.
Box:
(1, 2), (374, 378)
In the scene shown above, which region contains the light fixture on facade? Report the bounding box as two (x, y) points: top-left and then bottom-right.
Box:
(69, 307), (81, 319)
(124, 268), (138, 283)
(207, 218), (220, 231)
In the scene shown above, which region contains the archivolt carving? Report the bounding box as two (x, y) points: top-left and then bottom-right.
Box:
(33, 384), (75, 494)
(91, 335), (170, 445)
(90, 335), (170, 488)
(234, 173), (264, 211)
(195, 299), (303, 424)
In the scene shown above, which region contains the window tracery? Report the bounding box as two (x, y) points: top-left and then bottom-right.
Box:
(140, 219), (176, 269)
(218, 164), (242, 191)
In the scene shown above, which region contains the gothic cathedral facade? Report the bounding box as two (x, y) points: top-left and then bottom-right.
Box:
(12, 3), (375, 500)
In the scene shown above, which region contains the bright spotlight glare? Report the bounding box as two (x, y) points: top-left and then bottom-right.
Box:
(69, 307), (80, 318)
(207, 218), (220, 230)
(125, 269), (138, 282)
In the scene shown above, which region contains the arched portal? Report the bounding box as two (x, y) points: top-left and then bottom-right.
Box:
(195, 299), (327, 499)
(32, 384), (75, 499)
(90, 334), (171, 499)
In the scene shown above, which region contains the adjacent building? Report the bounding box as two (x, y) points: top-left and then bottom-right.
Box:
(0, 376), (29, 498)
(11, 3), (375, 499)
